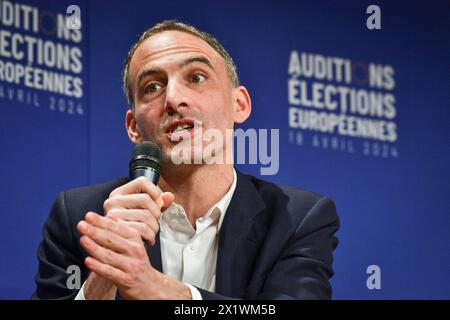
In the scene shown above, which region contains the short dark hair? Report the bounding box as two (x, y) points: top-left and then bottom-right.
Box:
(123, 20), (240, 107)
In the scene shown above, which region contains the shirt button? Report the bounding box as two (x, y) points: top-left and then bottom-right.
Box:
(190, 244), (195, 251)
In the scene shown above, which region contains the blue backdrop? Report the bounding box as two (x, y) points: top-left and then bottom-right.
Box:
(0, 0), (449, 299)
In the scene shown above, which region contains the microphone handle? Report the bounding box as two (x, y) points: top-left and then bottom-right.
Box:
(130, 167), (160, 184)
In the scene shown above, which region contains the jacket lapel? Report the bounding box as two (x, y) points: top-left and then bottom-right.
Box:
(215, 171), (266, 297)
(147, 233), (163, 272)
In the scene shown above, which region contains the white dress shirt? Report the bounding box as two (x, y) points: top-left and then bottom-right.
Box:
(75, 169), (237, 300)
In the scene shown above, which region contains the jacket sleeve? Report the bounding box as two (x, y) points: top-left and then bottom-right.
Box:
(197, 196), (340, 300)
(31, 192), (87, 299)
(257, 196), (340, 299)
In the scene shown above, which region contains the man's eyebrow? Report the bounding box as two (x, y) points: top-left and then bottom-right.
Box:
(179, 56), (214, 71)
(136, 56), (214, 89)
(136, 68), (163, 89)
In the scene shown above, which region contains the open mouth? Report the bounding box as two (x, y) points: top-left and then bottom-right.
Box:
(165, 120), (196, 140)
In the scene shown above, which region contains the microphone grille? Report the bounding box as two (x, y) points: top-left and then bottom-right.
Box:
(129, 141), (161, 171)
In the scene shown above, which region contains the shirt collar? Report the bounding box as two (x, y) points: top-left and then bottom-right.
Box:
(159, 169), (237, 234)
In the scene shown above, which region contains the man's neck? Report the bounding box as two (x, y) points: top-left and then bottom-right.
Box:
(159, 164), (235, 226)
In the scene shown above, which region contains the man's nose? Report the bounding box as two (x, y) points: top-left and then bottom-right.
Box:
(163, 79), (190, 116)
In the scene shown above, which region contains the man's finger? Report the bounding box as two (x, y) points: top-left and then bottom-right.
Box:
(105, 209), (160, 247)
(105, 194), (162, 219)
(83, 212), (139, 240)
(77, 220), (134, 254)
(80, 235), (131, 271)
(161, 192), (175, 212)
(125, 221), (157, 246)
(110, 177), (163, 207)
(84, 256), (129, 285)
(108, 209), (160, 232)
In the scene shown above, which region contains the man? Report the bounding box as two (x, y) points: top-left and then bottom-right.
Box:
(32, 20), (339, 300)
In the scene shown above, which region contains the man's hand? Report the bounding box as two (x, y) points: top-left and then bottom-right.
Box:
(77, 177), (185, 299)
(104, 176), (174, 246)
(83, 271), (117, 300)
(77, 211), (191, 299)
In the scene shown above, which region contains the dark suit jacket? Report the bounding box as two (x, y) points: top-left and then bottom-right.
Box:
(32, 171), (339, 300)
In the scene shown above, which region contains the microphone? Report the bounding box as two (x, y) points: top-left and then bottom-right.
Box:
(129, 141), (162, 184)
(129, 141), (162, 249)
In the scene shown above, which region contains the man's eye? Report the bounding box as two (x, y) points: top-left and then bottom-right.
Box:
(144, 83), (162, 94)
(191, 74), (206, 83)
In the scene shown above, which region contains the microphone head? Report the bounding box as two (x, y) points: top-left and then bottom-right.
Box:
(129, 141), (161, 173)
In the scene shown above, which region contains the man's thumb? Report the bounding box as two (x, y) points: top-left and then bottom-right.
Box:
(161, 192), (175, 211)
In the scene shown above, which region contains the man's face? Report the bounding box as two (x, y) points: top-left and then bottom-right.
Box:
(127, 30), (245, 165)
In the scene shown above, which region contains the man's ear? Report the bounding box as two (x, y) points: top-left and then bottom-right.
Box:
(233, 86), (252, 124)
(125, 109), (142, 143)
